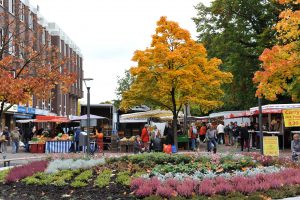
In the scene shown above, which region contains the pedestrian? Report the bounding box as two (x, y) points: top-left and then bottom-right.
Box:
(23, 126), (34, 152)
(239, 123), (249, 152)
(74, 127), (81, 152)
(217, 122), (225, 144)
(165, 123), (174, 145)
(206, 124), (217, 153)
(189, 123), (197, 151)
(1, 126), (9, 153)
(291, 133), (300, 161)
(153, 132), (162, 152)
(224, 124), (231, 146)
(133, 135), (145, 154)
(141, 124), (150, 151)
(11, 127), (20, 154)
(199, 123), (207, 142)
(232, 122), (240, 147)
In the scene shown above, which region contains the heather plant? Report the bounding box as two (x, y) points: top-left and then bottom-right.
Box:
(45, 158), (105, 174)
(5, 160), (48, 183)
(156, 185), (175, 198)
(74, 169), (93, 182)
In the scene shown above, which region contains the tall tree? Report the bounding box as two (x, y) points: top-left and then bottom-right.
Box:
(114, 70), (133, 109)
(193, 0), (283, 110)
(254, 0), (300, 100)
(0, 14), (76, 122)
(120, 16), (232, 147)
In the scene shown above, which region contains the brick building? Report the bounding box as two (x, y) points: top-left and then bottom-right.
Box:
(0, 0), (83, 128)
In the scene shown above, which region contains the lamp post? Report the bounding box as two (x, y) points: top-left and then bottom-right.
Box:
(258, 98), (263, 154)
(83, 78), (93, 155)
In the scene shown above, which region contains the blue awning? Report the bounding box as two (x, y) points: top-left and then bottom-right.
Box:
(13, 114), (33, 119)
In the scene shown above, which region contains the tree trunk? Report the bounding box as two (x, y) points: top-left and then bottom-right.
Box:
(173, 113), (178, 150)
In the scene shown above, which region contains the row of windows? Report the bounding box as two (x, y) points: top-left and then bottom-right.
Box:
(0, 0), (34, 29)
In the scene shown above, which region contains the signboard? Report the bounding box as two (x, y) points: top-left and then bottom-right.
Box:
(17, 106), (27, 113)
(282, 109), (300, 127)
(263, 136), (279, 156)
(80, 119), (97, 127)
(4, 103), (18, 112)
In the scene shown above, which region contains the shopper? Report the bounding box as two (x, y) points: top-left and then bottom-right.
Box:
(141, 124), (150, 151)
(199, 123), (207, 142)
(291, 133), (300, 161)
(189, 123), (197, 151)
(134, 135), (145, 154)
(239, 123), (249, 152)
(217, 122), (225, 144)
(206, 124), (217, 153)
(224, 124), (231, 146)
(11, 127), (20, 154)
(1, 126), (9, 153)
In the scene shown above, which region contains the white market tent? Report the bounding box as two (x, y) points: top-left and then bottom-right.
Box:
(120, 110), (184, 122)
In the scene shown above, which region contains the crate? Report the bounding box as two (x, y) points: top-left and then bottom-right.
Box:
(37, 144), (45, 153)
(30, 144), (38, 153)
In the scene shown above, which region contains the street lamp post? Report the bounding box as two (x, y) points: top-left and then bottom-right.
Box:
(83, 78), (93, 155)
(258, 98), (263, 154)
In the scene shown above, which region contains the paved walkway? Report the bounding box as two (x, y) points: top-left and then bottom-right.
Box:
(0, 142), (293, 167)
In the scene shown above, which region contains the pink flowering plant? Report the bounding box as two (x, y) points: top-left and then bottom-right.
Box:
(131, 168), (300, 198)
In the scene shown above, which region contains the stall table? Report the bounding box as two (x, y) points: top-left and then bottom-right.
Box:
(46, 140), (72, 153)
(29, 142), (45, 153)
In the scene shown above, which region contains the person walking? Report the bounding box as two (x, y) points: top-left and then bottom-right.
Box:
(11, 127), (20, 154)
(141, 124), (150, 151)
(23, 126), (34, 152)
(189, 123), (197, 151)
(1, 126), (10, 153)
(217, 122), (225, 144)
(224, 124), (231, 146)
(165, 123), (174, 145)
(199, 123), (207, 142)
(206, 124), (218, 153)
(232, 122), (240, 147)
(240, 123), (250, 152)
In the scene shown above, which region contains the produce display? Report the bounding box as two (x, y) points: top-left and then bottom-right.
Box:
(120, 136), (136, 144)
(30, 134), (73, 144)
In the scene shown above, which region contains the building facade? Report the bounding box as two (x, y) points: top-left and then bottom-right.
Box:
(0, 0), (83, 128)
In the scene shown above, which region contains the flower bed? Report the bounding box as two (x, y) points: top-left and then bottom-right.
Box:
(1, 153), (300, 199)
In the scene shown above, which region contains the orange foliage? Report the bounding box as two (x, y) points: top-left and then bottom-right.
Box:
(0, 15), (76, 113)
(253, 1), (300, 101)
(121, 17), (232, 114)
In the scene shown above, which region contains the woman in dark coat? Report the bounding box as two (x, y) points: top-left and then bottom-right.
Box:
(240, 123), (249, 152)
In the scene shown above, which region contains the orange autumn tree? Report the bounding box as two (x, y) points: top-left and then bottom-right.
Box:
(120, 17), (232, 147)
(253, 0), (300, 101)
(0, 14), (76, 121)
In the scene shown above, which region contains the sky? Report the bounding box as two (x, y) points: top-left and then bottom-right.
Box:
(30, 0), (211, 104)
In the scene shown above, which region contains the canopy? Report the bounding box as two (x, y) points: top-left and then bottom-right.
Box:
(250, 104), (300, 115)
(224, 111), (252, 119)
(16, 119), (36, 123)
(70, 114), (107, 121)
(120, 110), (184, 120)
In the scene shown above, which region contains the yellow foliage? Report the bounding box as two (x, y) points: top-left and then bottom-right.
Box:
(121, 17), (232, 115)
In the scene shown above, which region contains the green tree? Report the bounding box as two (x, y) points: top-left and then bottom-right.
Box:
(114, 70), (133, 109)
(193, 0), (284, 110)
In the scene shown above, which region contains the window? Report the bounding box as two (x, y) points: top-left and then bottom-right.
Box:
(42, 29), (46, 45)
(0, 28), (3, 47)
(28, 12), (33, 29)
(8, 0), (15, 15)
(19, 3), (25, 21)
(8, 32), (15, 55)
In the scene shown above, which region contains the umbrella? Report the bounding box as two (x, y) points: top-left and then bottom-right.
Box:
(71, 114), (107, 121)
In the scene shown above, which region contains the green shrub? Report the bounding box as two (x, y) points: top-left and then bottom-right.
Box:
(116, 171), (131, 186)
(22, 172), (53, 185)
(132, 171), (146, 178)
(0, 169), (9, 183)
(71, 180), (87, 187)
(74, 169), (93, 182)
(95, 169), (112, 188)
(52, 178), (67, 187)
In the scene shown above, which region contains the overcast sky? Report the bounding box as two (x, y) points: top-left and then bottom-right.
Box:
(30, 0), (211, 104)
